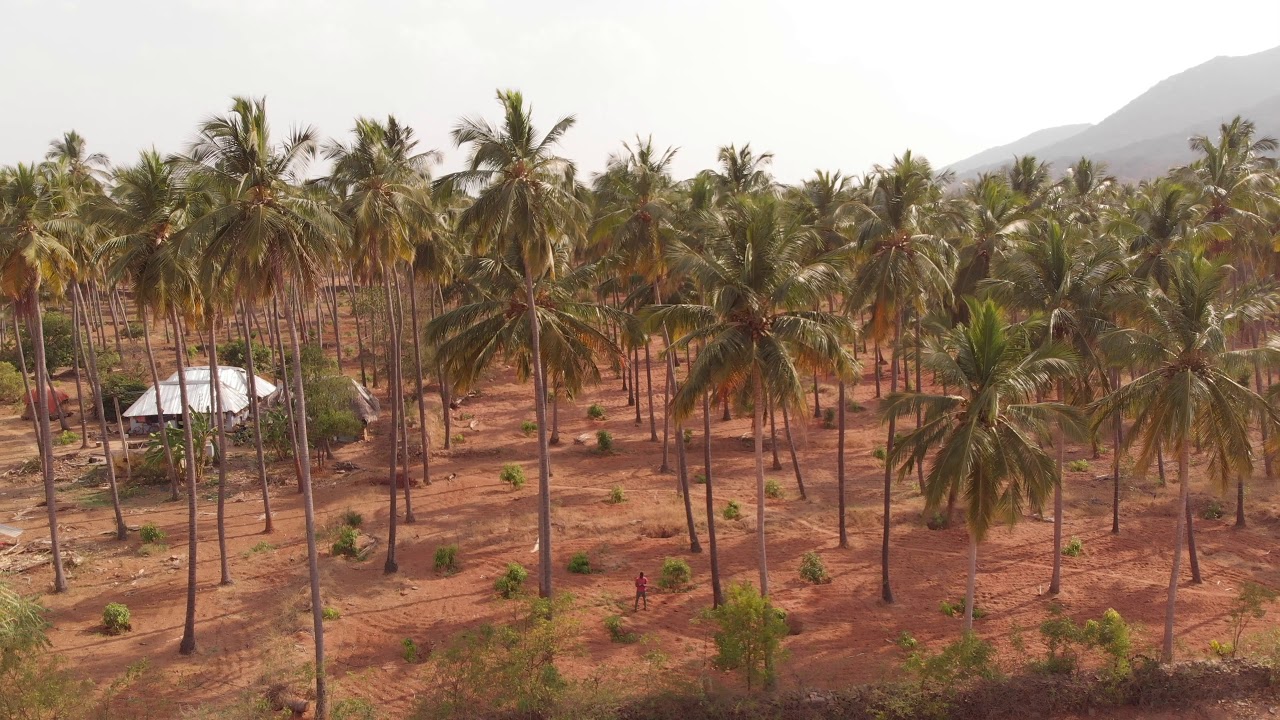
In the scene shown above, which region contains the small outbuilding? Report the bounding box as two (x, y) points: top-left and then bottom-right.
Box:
(122, 366), (277, 434)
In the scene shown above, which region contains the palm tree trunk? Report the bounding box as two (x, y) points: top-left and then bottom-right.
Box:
(703, 391), (723, 607)
(550, 387), (561, 446)
(114, 396), (132, 485)
(14, 311), (39, 440)
(873, 338), (882, 398)
(837, 380), (848, 548)
(350, 269), (368, 387)
(207, 318), (233, 586)
(172, 308), (200, 656)
(751, 365), (769, 596)
(1163, 441), (1191, 663)
(522, 270), (554, 598)
(1185, 498), (1201, 583)
(432, 285), (453, 450)
(282, 289), (328, 719)
(269, 299), (302, 493)
(69, 293), (88, 447)
(813, 372), (821, 419)
(914, 313), (924, 493)
(327, 269), (343, 373)
(140, 309), (179, 500)
(1050, 383), (1065, 595)
(392, 270), (414, 523)
(780, 402), (806, 500)
(881, 312), (902, 604)
(676, 418), (700, 554)
(382, 273), (401, 573)
(1111, 369), (1122, 534)
(73, 286), (126, 541)
(406, 271), (432, 494)
(768, 399), (782, 471)
(106, 282), (124, 358)
(240, 303), (273, 533)
(633, 346), (642, 425)
(47, 374), (70, 432)
(28, 293), (68, 593)
(644, 340), (658, 441)
(964, 531), (979, 634)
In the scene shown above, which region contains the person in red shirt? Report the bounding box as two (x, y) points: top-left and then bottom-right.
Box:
(634, 572), (648, 610)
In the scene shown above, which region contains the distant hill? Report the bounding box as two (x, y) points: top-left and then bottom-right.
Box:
(946, 45), (1280, 181)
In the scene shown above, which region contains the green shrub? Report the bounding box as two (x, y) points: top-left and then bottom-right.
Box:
(218, 339), (271, 371)
(847, 399), (864, 412)
(1209, 639), (1233, 657)
(1031, 605), (1133, 680)
(799, 552), (831, 584)
(102, 603), (131, 635)
(495, 562), (528, 598)
(1201, 499), (1224, 520)
(54, 430), (78, 446)
(1062, 537), (1084, 557)
(872, 445), (887, 461)
(434, 545), (460, 574)
(822, 407), (836, 429)
(659, 557), (692, 589)
(99, 373), (148, 421)
(402, 637), (422, 663)
(331, 698), (378, 720)
(322, 606), (341, 621)
(1225, 581), (1278, 657)
(139, 523), (165, 544)
(1066, 459), (1090, 472)
(693, 472), (706, 484)
(332, 526), (360, 558)
(340, 508), (364, 529)
(764, 479), (783, 499)
(586, 403), (606, 420)
(452, 433), (466, 444)
(499, 463), (526, 490)
(595, 430), (613, 453)
(604, 614), (637, 643)
(1, 312), (74, 371)
(723, 500), (742, 520)
(567, 552), (591, 574)
(0, 362), (22, 404)
(707, 581), (789, 691)
(520, 420), (538, 436)
(608, 485), (625, 504)
(940, 599), (986, 619)
(902, 631), (998, 691)
(683, 428), (693, 444)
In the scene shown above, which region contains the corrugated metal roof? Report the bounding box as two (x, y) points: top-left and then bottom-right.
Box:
(123, 366), (277, 418)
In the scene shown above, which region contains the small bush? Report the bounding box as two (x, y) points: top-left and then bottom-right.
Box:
(520, 420), (537, 436)
(1062, 537), (1084, 557)
(567, 552), (592, 574)
(499, 463), (526, 490)
(102, 603), (131, 635)
(872, 445), (887, 461)
(1209, 639), (1233, 657)
(1225, 581), (1278, 656)
(822, 407), (836, 429)
(340, 508), (364, 529)
(434, 545), (460, 574)
(452, 433), (466, 444)
(332, 526), (360, 558)
(708, 581), (789, 691)
(608, 485), (625, 504)
(659, 557), (692, 590)
(402, 637), (422, 663)
(0, 361), (23, 404)
(799, 552), (831, 584)
(322, 606), (341, 621)
(604, 614), (638, 643)
(246, 541), (275, 555)
(847, 399), (864, 412)
(586, 403), (606, 420)
(764, 479), (783, 499)
(940, 599), (986, 619)
(1201, 499), (1224, 520)
(693, 472), (706, 484)
(495, 562), (528, 598)
(683, 428), (693, 444)
(331, 698), (378, 720)
(54, 430), (79, 446)
(1067, 459), (1090, 472)
(902, 631), (998, 691)
(723, 500), (742, 520)
(139, 523), (165, 544)
(595, 430), (614, 453)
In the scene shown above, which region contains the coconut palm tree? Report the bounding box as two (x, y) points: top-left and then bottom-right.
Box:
(886, 298), (1080, 632)
(1091, 254), (1280, 662)
(708, 143), (775, 199)
(647, 195), (856, 596)
(437, 90), (587, 598)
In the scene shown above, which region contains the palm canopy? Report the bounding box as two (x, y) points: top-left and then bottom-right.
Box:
(645, 195), (858, 422)
(1106, 179), (1223, 290)
(952, 174), (1032, 308)
(1091, 255), (1280, 491)
(706, 143), (776, 199)
(588, 135), (679, 282)
(883, 298), (1082, 541)
(0, 163), (78, 305)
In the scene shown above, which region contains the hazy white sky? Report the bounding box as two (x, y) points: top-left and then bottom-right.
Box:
(4, 0), (1279, 183)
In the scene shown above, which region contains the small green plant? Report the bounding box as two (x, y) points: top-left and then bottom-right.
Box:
(332, 526), (360, 558)
(693, 472), (706, 484)
(707, 581), (790, 691)
(1066, 459), (1090, 472)
(248, 541), (275, 554)
(608, 485), (625, 504)
(940, 599), (986, 619)
(499, 463), (526, 490)
(847, 399), (864, 412)
(434, 544), (460, 574)
(895, 630), (919, 650)
(1201, 499), (1224, 520)
(1209, 639), (1233, 657)
(402, 637), (421, 663)
(604, 614), (638, 643)
(595, 429), (614, 453)
(322, 606), (341, 621)
(102, 603), (131, 635)
(494, 562), (528, 598)
(799, 552), (831, 584)
(764, 479), (784, 499)
(1062, 537), (1084, 557)
(139, 523), (165, 544)
(872, 445), (887, 461)
(1031, 605), (1133, 680)
(340, 508), (364, 528)
(1224, 581), (1278, 656)
(55, 430), (79, 446)
(452, 433), (466, 444)
(901, 631), (998, 691)
(567, 552), (592, 574)
(520, 420), (538, 436)
(683, 428), (694, 444)
(586, 403), (606, 420)
(331, 698), (378, 720)
(822, 407), (836, 429)
(723, 499), (742, 520)
(659, 557), (692, 590)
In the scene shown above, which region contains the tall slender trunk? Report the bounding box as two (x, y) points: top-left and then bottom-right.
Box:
(873, 338), (882, 398)
(283, 287), (328, 719)
(1163, 441), (1191, 663)
(69, 293), (88, 446)
(914, 313), (924, 492)
(208, 318), (233, 586)
(327, 270), (343, 373)
(676, 419), (700, 553)
(632, 346), (642, 425)
(47, 374), (70, 432)
(643, 340), (658, 441)
(28, 293), (68, 593)
(106, 283), (124, 358)
(140, 310), (179, 499)
(837, 380), (848, 548)
(172, 309), (200, 656)
(73, 287), (125, 541)
(1111, 370), (1122, 534)
(880, 312), (902, 604)
(812, 372), (821, 419)
(350, 269), (368, 387)
(240, 303), (273, 533)
(657, 288), (673, 472)
(522, 270), (554, 598)
(751, 366), (770, 596)
(780, 403), (806, 500)
(114, 396), (132, 485)
(964, 531), (979, 633)
(407, 271), (432, 497)
(392, 270), (414, 523)
(1184, 498), (1202, 584)
(15, 312), (39, 439)
(382, 272), (402, 572)
(550, 387), (561, 447)
(269, 299), (302, 493)
(703, 391), (723, 607)
(767, 399), (782, 471)
(1050, 382), (1066, 595)
(432, 285), (453, 450)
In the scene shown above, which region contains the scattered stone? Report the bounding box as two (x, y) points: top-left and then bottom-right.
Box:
(574, 433), (592, 445)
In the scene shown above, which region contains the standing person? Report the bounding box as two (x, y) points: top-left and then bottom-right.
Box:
(634, 571), (648, 611)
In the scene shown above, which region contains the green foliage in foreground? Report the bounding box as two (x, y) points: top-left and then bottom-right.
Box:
(707, 582), (789, 691)
(495, 562), (528, 598)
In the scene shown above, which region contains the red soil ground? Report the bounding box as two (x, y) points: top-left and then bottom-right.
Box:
(2, 317), (1279, 718)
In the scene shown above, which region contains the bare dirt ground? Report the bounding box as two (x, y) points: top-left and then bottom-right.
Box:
(2, 316), (1279, 719)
